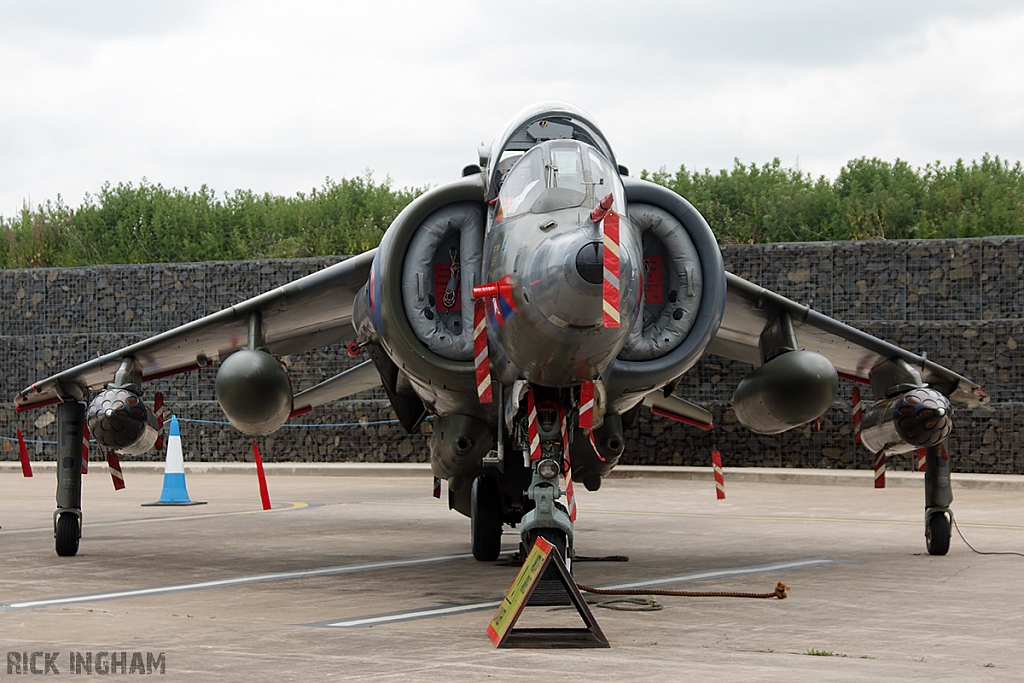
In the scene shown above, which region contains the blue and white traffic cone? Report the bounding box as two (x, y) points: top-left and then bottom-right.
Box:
(142, 416), (206, 506)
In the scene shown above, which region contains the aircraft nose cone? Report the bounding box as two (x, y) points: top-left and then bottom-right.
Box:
(575, 242), (603, 285)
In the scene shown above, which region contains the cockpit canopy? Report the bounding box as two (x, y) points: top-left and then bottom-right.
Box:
(484, 101), (618, 202)
(495, 139), (626, 222)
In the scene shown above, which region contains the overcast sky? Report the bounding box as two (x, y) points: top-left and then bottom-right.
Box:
(2, 0), (1023, 213)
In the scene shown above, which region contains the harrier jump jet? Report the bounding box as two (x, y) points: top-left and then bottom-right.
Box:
(16, 102), (988, 561)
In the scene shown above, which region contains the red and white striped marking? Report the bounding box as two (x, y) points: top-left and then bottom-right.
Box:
(473, 299), (493, 403)
(106, 451), (125, 490)
(252, 440), (272, 511)
(433, 476), (441, 499)
(916, 447), (927, 472)
(82, 423), (90, 474)
(852, 387), (862, 444)
(587, 428), (606, 462)
(602, 211), (621, 328)
(578, 380), (595, 430)
(559, 406), (577, 522)
(527, 389), (541, 462)
(16, 428), (32, 478)
(711, 450), (726, 500)
(874, 451), (886, 488)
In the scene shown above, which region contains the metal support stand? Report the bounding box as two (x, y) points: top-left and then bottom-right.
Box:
(924, 441), (953, 555)
(55, 400), (86, 556)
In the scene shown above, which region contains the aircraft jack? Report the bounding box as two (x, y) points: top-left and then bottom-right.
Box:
(487, 536), (609, 649)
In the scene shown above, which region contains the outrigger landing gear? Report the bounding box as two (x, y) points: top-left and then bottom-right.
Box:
(471, 475), (503, 561)
(924, 441), (953, 556)
(54, 400), (86, 557)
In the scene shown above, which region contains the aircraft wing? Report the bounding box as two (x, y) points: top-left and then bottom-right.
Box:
(15, 250), (376, 412)
(707, 272), (989, 408)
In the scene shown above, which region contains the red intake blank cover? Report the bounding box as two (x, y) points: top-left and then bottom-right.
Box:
(643, 256), (663, 304)
(433, 263), (461, 311)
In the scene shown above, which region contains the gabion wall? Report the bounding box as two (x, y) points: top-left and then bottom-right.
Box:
(2, 238), (1021, 474)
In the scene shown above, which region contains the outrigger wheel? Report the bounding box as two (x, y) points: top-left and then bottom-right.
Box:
(55, 511), (81, 557)
(925, 510), (952, 556)
(471, 475), (503, 561)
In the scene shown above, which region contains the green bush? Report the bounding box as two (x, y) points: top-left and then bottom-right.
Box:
(3, 157), (1022, 268)
(642, 154), (1024, 243)
(0, 174), (424, 268)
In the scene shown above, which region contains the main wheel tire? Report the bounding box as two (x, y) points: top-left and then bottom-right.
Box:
(471, 475), (503, 561)
(55, 512), (80, 557)
(926, 511), (951, 556)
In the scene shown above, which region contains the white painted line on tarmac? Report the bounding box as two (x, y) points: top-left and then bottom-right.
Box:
(312, 557), (840, 628)
(596, 557), (839, 592)
(2, 553), (473, 610)
(315, 601), (505, 629)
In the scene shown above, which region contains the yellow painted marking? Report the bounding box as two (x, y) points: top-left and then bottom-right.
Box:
(349, 501), (1024, 531)
(582, 508), (1024, 531)
(7, 502), (310, 534)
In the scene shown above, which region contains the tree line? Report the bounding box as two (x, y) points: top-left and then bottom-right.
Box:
(0, 174), (421, 268)
(2, 155), (1022, 268)
(643, 154), (1024, 243)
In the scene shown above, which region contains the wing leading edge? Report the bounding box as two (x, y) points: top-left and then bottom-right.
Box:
(16, 250), (377, 411)
(708, 272), (988, 408)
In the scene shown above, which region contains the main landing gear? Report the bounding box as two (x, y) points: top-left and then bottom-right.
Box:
(471, 475), (503, 561)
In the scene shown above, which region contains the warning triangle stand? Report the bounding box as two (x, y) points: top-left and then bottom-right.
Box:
(487, 536), (609, 649)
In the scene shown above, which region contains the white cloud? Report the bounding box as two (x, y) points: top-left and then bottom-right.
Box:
(1, 1), (1023, 212)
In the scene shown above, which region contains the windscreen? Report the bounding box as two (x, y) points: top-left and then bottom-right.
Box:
(496, 147), (544, 221)
(496, 141), (625, 220)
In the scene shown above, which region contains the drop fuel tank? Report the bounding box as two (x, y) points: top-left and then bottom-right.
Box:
(733, 350), (839, 434)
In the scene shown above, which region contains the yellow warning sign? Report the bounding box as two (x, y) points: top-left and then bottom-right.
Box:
(487, 536), (553, 645)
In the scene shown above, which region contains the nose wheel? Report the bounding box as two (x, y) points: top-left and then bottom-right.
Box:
(471, 475), (503, 561)
(525, 527), (567, 562)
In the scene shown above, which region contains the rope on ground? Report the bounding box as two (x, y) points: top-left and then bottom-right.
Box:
(590, 596), (663, 611)
(576, 581), (790, 600)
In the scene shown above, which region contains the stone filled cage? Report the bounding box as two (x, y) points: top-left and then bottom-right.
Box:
(2, 238), (1022, 474)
